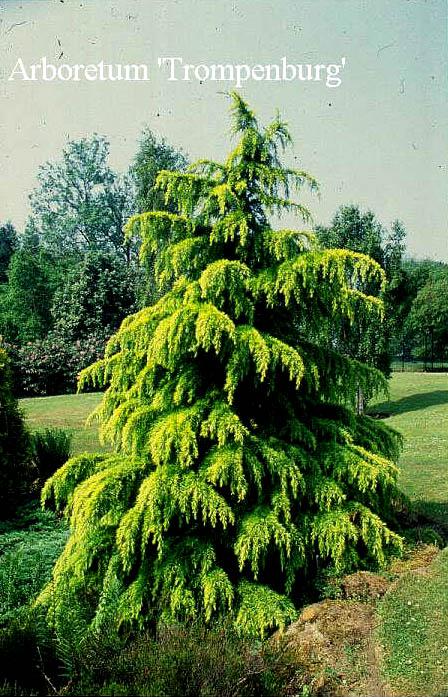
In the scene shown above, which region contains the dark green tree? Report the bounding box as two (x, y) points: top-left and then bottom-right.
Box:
(40, 94), (403, 638)
(131, 127), (188, 214)
(0, 221), (18, 284)
(316, 205), (385, 262)
(0, 344), (32, 517)
(0, 244), (56, 344)
(130, 128), (189, 307)
(386, 258), (448, 361)
(50, 252), (136, 342)
(405, 270), (448, 358)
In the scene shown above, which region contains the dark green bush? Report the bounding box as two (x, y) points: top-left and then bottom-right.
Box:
(31, 428), (72, 482)
(0, 345), (33, 518)
(64, 620), (288, 697)
(113, 622), (260, 697)
(0, 507), (69, 695)
(402, 525), (444, 548)
(0, 609), (54, 695)
(0, 613), (303, 696)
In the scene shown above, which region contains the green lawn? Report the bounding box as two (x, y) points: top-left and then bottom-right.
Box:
(370, 372), (448, 524)
(20, 392), (107, 456)
(367, 372), (448, 696)
(379, 548), (448, 696)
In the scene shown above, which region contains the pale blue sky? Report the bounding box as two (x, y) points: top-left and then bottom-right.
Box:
(0, 0), (446, 258)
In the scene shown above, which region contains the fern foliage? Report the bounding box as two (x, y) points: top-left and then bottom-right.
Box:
(40, 93), (403, 638)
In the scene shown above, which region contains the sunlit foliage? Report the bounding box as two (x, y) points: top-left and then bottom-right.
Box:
(40, 93), (403, 638)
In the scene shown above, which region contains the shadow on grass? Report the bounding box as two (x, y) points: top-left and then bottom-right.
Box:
(371, 390), (448, 417)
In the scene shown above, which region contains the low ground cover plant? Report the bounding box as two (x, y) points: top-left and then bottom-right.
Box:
(31, 428), (72, 482)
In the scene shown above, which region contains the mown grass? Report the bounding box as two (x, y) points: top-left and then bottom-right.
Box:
(379, 548), (448, 696)
(370, 372), (448, 694)
(20, 392), (107, 456)
(370, 372), (448, 526)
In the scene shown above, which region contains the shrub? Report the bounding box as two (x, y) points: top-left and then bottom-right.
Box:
(0, 345), (33, 517)
(31, 428), (72, 482)
(7, 330), (108, 397)
(112, 622), (263, 697)
(0, 616), (297, 697)
(60, 620), (288, 697)
(0, 506), (68, 695)
(0, 609), (52, 695)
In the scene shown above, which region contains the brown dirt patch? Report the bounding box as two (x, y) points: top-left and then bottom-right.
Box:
(389, 543), (440, 577)
(269, 550), (442, 695)
(340, 571), (391, 602)
(272, 599), (387, 696)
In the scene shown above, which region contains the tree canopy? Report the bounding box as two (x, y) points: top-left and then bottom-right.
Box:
(0, 222), (18, 284)
(40, 93), (403, 639)
(50, 251), (136, 342)
(315, 206), (407, 375)
(131, 127), (188, 215)
(0, 242), (56, 344)
(130, 128), (189, 306)
(406, 269), (448, 356)
(29, 135), (134, 262)
(0, 344), (32, 517)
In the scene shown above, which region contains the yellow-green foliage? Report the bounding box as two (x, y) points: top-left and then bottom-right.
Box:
(39, 93), (403, 639)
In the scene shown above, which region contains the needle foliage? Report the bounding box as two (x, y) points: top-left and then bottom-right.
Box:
(40, 93), (403, 638)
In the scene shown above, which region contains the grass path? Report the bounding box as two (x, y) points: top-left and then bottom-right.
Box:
(371, 372), (448, 695)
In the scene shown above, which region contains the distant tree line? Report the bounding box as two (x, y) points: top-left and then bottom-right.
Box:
(0, 132), (445, 395)
(315, 205), (448, 372)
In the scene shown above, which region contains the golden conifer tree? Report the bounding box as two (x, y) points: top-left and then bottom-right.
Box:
(40, 94), (403, 637)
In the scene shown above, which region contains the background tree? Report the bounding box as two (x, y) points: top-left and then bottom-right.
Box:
(0, 222), (18, 284)
(29, 135), (135, 262)
(0, 132), (188, 351)
(393, 259), (448, 360)
(131, 127), (188, 214)
(316, 205), (385, 261)
(315, 206), (407, 377)
(405, 269), (448, 358)
(41, 94), (403, 639)
(130, 128), (189, 307)
(50, 251), (136, 342)
(0, 241), (57, 344)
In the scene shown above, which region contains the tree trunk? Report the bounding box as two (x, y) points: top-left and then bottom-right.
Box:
(357, 385), (365, 415)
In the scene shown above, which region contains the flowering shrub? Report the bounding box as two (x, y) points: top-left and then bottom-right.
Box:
(7, 330), (109, 396)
